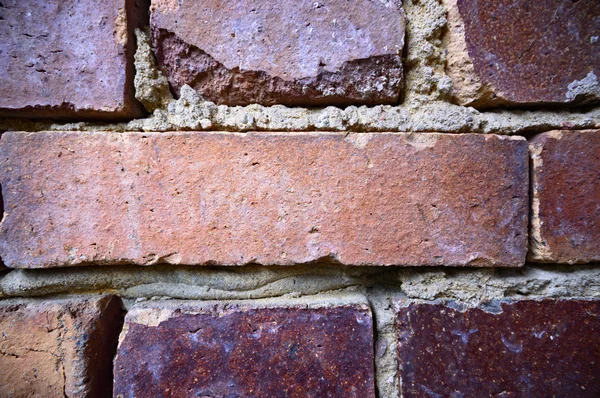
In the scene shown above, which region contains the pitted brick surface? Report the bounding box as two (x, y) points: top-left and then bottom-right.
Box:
(0, 296), (122, 397)
(0, 131), (528, 268)
(396, 299), (600, 397)
(445, 0), (600, 107)
(114, 302), (375, 397)
(150, 0), (405, 106)
(0, 0), (145, 119)
(529, 129), (600, 263)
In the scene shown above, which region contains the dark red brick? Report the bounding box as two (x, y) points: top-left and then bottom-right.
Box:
(0, 132), (528, 268)
(444, 0), (600, 107)
(529, 129), (600, 263)
(114, 299), (375, 398)
(396, 299), (600, 397)
(150, 0), (405, 107)
(0, 296), (123, 397)
(0, 0), (146, 120)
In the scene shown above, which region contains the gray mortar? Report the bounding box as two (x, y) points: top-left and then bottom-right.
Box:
(1, 2), (599, 134)
(1, 264), (599, 398)
(2, 265), (599, 302)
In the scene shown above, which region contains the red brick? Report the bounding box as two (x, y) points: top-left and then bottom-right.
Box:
(529, 129), (600, 263)
(0, 131), (528, 268)
(0, 296), (123, 397)
(396, 299), (600, 397)
(444, 0), (600, 107)
(150, 0), (405, 106)
(114, 297), (374, 397)
(0, 0), (146, 120)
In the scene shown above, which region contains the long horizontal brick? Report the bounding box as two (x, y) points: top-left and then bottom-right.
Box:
(529, 129), (600, 263)
(150, 0), (405, 106)
(114, 295), (374, 397)
(0, 0), (146, 119)
(396, 299), (600, 397)
(0, 296), (123, 397)
(444, 0), (600, 107)
(0, 132), (528, 268)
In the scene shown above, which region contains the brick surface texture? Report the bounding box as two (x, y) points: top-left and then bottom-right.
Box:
(0, 0), (145, 119)
(529, 129), (600, 263)
(445, 0), (600, 107)
(0, 131), (528, 268)
(150, 0), (405, 106)
(396, 299), (600, 397)
(114, 301), (375, 397)
(0, 296), (123, 397)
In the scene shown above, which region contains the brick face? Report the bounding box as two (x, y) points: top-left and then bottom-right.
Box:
(0, 296), (123, 397)
(396, 299), (600, 397)
(445, 0), (600, 107)
(114, 300), (375, 397)
(529, 130), (600, 263)
(150, 0), (405, 106)
(0, 0), (146, 119)
(0, 132), (528, 268)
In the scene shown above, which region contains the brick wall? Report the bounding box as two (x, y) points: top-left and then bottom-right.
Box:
(0, 0), (599, 397)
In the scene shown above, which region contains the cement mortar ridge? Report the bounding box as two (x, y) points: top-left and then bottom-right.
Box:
(1, 264), (599, 302)
(1, 1), (599, 134)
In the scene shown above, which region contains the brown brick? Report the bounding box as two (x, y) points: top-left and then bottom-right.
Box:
(0, 0), (146, 120)
(529, 129), (600, 263)
(114, 296), (375, 397)
(444, 0), (600, 108)
(0, 131), (528, 268)
(0, 296), (123, 397)
(396, 299), (600, 397)
(150, 0), (405, 107)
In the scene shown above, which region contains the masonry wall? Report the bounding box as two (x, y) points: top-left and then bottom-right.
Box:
(0, 1), (599, 397)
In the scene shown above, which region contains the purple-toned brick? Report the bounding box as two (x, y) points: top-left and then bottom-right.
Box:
(114, 298), (375, 397)
(529, 129), (600, 263)
(0, 0), (147, 119)
(396, 299), (600, 397)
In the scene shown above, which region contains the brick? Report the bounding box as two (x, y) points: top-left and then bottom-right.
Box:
(396, 299), (600, 397)
(0, 0), (146, 120)
(529, 129), (600, 264)
(114, 295), (375, 397)
(0, 296), (123, 397)
(443, 0), (600, 108)
(150, 0), (405, 107)
(0, 132), (528, 268)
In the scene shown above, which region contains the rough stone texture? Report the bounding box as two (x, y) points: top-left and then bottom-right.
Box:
(0, 131), (528, 268)
(150, 0), (405, 107)
(396, 299), (600, 397)
(444, 0), (600, 108)
(114, 295), (374, 398)
(0, 0), (147, 120)
(0, 296), (123, 397)
(529, 130), (600, 264)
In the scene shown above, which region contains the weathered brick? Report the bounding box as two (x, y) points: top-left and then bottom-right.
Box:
(0, 296), (123, 397)
(114, 295), (375, 397)
(0, 0), (146, 119)
(443, 0), (600, 108)
(150, 0), (405, 107)
(396, 299), (600, 397)
(529, 129), (600, 264)
(0, 132), (528, 268)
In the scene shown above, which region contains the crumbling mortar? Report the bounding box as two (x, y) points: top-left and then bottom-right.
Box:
(1, 267), (599, 398)
(0, 3), (598, 134)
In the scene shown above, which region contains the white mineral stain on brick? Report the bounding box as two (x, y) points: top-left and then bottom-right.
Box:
(344, 133), (373, 149)
(566, 71), (600, 101)
(404, 133), (438, 150)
